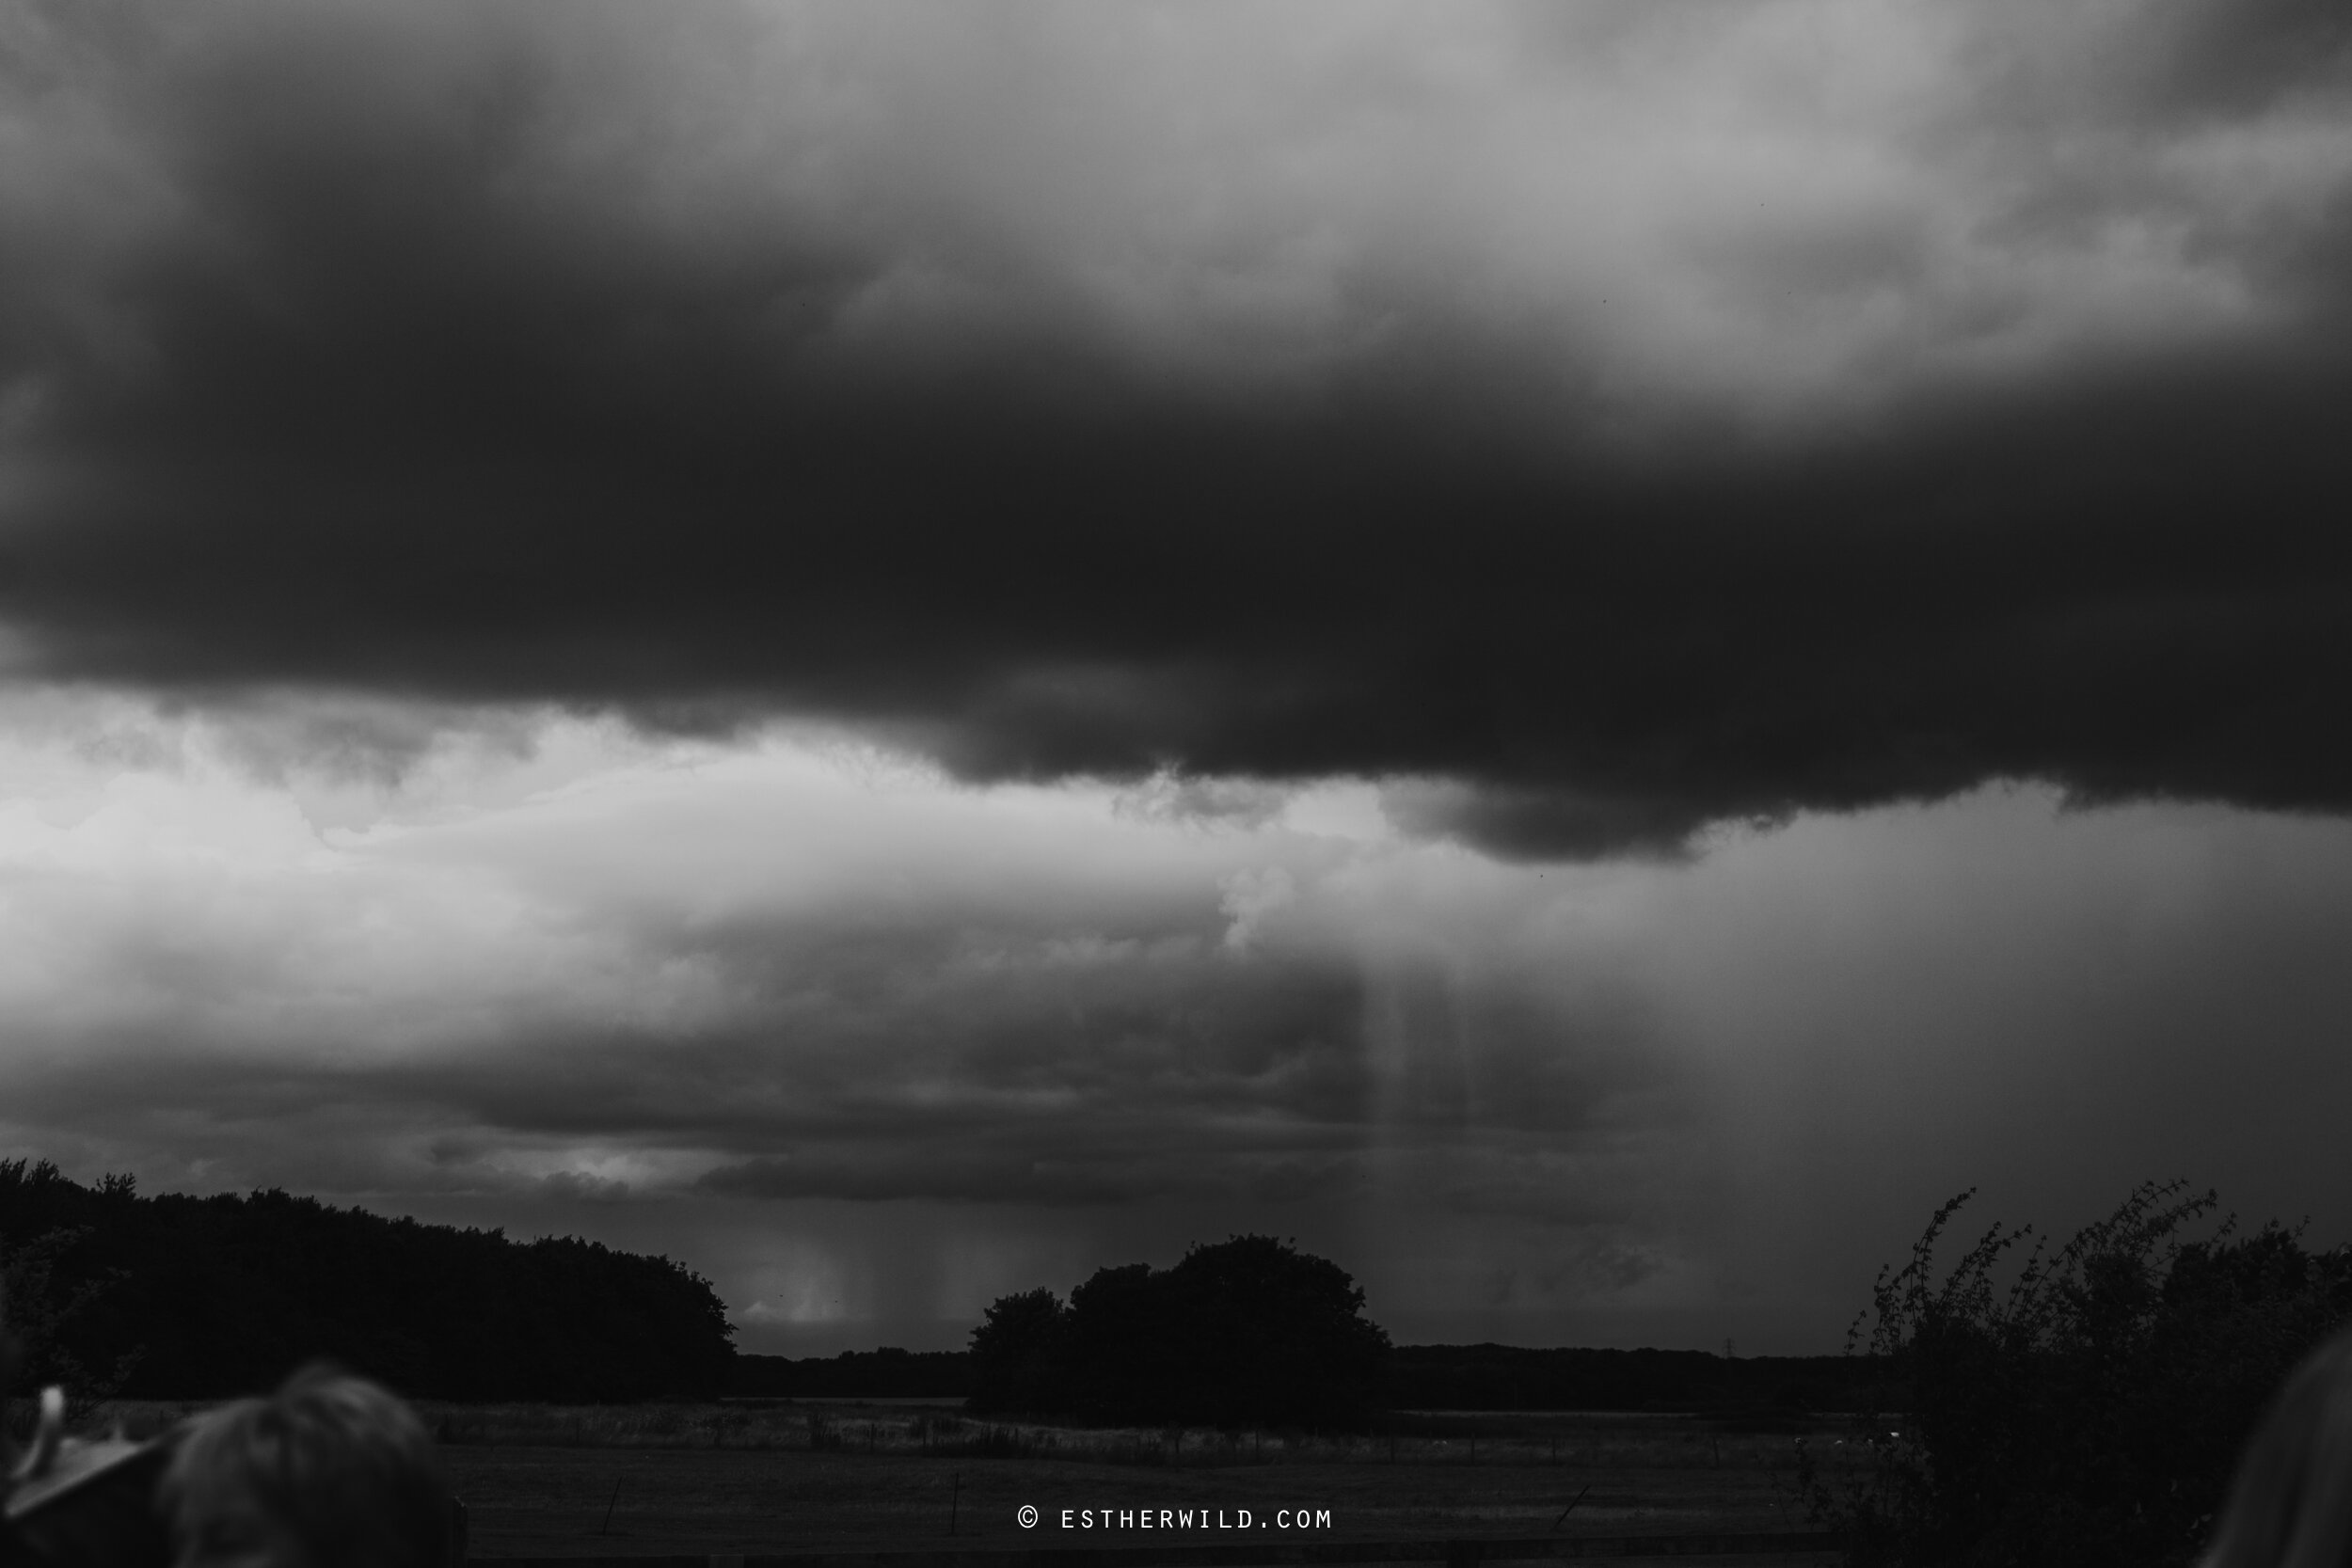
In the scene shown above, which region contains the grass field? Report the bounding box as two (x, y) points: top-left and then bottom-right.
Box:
(96, 1401), (1860, 1560)
(441, 1404), (1849, 1559)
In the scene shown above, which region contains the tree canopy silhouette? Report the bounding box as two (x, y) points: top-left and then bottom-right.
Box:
(0, 1158), (735, 1402)
(967, 1234), (1390, 1426)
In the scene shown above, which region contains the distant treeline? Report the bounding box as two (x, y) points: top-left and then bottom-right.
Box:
(3, 1155), (1878, 1416)
(1, 1159), (735, 1402)
(732, 1347), (975, 1400)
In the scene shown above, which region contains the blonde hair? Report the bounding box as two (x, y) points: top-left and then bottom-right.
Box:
(162, 1364), (449, 1568)
(2203, 1326), (2352, 1568)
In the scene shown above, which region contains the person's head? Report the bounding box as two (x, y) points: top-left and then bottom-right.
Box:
(160, 1365), (448, 1568)
(2204, 1325), (2352, 1568)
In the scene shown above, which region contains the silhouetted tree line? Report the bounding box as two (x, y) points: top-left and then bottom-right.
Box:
(968, 1234), (1391, 1426)
(1388, 1343), (1884, 1420)
(1802, 1180), (2352, 1568)
(732, 1346), (974, 1399)
(0, 1159), (735, 1402)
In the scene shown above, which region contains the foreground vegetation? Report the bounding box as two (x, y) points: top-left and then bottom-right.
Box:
(1800, 1180), (2352, 1568)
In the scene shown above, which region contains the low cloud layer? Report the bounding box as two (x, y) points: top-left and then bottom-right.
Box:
(0, 699), (1659, 1214)
(2, 1), (2348, 852)
(4, 698), (2348, 1351)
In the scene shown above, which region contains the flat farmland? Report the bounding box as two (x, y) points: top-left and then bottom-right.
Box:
(407, 1404), (1860, 1560)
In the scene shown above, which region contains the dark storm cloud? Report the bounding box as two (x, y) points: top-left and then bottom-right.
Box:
(4, 1), (2349, 854)
(2097, 0), (2352, 121)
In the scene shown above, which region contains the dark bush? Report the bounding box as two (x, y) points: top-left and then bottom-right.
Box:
(2, 1225), (141, 1410)
(1802, 1181), (2352, 1568)
(967, 1234), (1390, 1427)
(968, 1286), (1069, 1412)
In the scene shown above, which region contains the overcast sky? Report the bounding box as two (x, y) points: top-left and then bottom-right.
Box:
(2, 0), (2348, 1356)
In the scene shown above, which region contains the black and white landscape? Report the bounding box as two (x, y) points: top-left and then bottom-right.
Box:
(1, 0), (2347, 1360)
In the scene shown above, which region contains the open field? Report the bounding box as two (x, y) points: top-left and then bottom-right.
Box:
(84, 1402), (1861, 1560)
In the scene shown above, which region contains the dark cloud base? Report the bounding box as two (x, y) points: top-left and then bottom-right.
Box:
(5, 1), (2349, 856)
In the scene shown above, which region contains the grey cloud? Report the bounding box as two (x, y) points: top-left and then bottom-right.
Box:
(0, 847), (1676, 1214)
(13, 737), (2350, 1349)
(2105, 0), (2351, 121)
(695, 1129), (1361, 1209)
(537, 1169), (633, 1205)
